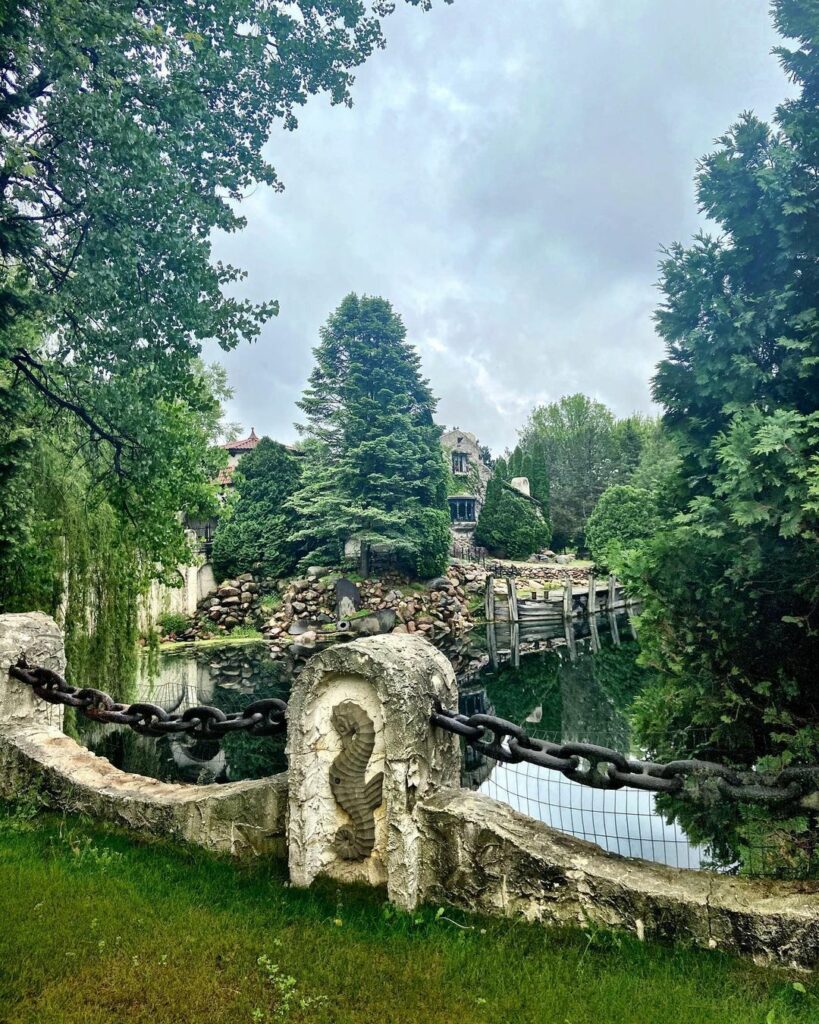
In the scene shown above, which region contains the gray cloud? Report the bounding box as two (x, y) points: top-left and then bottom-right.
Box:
(205, 0), (792, 454)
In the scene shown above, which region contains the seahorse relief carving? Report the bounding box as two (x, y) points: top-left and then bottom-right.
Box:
(329, 700), (384, 861)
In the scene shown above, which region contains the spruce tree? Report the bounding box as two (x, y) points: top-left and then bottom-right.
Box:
(290, 294), (450, 577)
(211, 439), (302, 581)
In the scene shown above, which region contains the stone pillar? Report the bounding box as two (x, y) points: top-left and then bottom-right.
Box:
(286, 634), (460, 910)
(0, 612), (65, 732)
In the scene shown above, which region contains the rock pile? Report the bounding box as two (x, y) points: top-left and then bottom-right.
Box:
(195, 574), (262, 632)
(261, 565), (479, 656)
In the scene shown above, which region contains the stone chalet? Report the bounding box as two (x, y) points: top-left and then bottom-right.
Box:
(440, 429), (492, 544)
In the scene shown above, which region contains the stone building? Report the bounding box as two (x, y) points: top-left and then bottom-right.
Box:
(440, 429), (492, 545)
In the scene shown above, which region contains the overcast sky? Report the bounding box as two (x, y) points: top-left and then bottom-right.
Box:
(205, 0), (793, 455)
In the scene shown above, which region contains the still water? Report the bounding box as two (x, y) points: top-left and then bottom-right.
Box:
(78, 616), (707, 869)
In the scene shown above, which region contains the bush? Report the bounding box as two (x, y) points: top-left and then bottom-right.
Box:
(475, 475), (551, 560)
(585, 485), (660, 570)
(157, 612), (190, 636)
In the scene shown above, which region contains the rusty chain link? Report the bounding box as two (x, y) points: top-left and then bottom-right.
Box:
(431, 706), (819, 806)
(10, 659), (818, 807)
(10, 659), (287, 739)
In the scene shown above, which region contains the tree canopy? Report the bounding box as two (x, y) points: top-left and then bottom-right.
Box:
(1, 0), (442, 570)
(289, 293), (450, 578)
(518, 395), (657, 550)
(211, 438), (303, 581)
(626, 0), (819, 873)
(584, 485), (660, 571)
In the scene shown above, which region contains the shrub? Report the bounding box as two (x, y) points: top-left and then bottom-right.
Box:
(585, 485), (660, 570)
(157, 612), (190, 636)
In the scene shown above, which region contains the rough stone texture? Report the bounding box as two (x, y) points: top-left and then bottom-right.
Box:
(417, 789), (819, 970)
(0, 612), (64, 731)
(0, 728), (288, 857)
(0, 613), (287, 858)
(286, 634), (460, 909)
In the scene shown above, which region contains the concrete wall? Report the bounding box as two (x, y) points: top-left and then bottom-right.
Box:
(137, 561), (217, 633)
(1, 613), (817, 969)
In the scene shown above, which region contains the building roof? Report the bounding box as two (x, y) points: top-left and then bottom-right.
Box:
(222, 428), (260, 454)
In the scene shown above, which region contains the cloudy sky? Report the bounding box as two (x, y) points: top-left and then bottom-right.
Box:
(205, 0), (793, 455)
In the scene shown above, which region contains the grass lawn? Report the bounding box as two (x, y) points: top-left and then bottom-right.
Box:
(0, 806), (815, 1024)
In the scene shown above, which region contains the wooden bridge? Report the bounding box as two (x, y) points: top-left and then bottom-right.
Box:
(483, 572), (634, 668)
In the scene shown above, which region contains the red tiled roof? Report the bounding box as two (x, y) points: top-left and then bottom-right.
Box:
(217, 465), (235, 486)
(222, 427), (259, 453)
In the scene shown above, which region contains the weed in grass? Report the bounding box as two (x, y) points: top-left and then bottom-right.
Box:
(253, 948), (329, 1023)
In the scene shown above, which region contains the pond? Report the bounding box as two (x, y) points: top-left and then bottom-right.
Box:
(76, 616), (709, 871)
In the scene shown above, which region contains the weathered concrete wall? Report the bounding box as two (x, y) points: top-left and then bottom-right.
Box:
(417, 789), (819, 970)
(137, 561), (217, 633)
(0, 613), (286, 858)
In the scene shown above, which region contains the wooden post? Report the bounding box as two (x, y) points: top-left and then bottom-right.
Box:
(587, 571), (597, 616)
(562, 573), (572, 619)
(484, 575), (495, 623)
(507, 577), (519, 624)
(511, 620), (520, 669)
(564, 614), (577, 662)
(608, 610), (621, 647)
(608, 573), (616, 611)
(487, 620), (499, 669)
(589, 611), (600, 653)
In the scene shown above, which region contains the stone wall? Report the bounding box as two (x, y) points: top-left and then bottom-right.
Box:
(1, 613), (817, 969)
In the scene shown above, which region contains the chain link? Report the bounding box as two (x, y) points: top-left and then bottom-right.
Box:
(431, 707), (819, 806)
(10, 659), (287, 740)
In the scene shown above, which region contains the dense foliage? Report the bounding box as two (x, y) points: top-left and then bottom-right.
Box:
(517, 395), (659, 550)
(290, 294), (450, 578)
(585, 485), (661, 570)
(1, 0), (439, 572)
(211, 438), (302, 581)
(475, 456), (551, 560)
(627, 0), (819, 872)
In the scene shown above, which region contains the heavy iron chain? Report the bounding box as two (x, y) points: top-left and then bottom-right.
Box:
(431, 707), (819, 807)
(10, 659), (287, 740)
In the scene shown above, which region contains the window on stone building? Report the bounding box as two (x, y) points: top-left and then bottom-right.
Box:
(452, 451), (469, 474)
(448, 498), (476, 523)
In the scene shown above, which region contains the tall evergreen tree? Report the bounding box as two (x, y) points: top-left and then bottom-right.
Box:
(290, 294), (450, 578)
(627, 0), (819, 871)
(211, 439), (303, 581)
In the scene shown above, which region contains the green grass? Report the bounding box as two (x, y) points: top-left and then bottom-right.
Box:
(159, 634), (267, 652)
(0, 807), (815, 1024)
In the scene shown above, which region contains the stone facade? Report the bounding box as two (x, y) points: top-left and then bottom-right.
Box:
(440, 429), (493, 545)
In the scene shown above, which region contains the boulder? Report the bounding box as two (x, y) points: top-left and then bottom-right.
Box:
(306, 566), (330, 579)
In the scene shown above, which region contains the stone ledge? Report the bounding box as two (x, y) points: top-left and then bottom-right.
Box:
(0, 723), (288, 858)
(417, 788), (819, 970)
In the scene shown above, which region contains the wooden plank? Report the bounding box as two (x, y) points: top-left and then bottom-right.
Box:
(588, 571), (597, 615)
(608, 573), (616, 611)
(564, 614), (577, 662)
(511, 620), (520, 669)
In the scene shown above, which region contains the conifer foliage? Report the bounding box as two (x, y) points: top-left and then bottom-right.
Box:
(475, 456), (551, 560)
(290, 294), (450, 578)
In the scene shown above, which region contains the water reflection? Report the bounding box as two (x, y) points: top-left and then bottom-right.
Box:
(461, 613), (706, 869)
(78, 615), (706, 869)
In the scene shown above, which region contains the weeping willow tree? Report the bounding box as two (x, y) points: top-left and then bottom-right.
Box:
(0, 360), (229, 698)
(1, 439), (146, 698)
